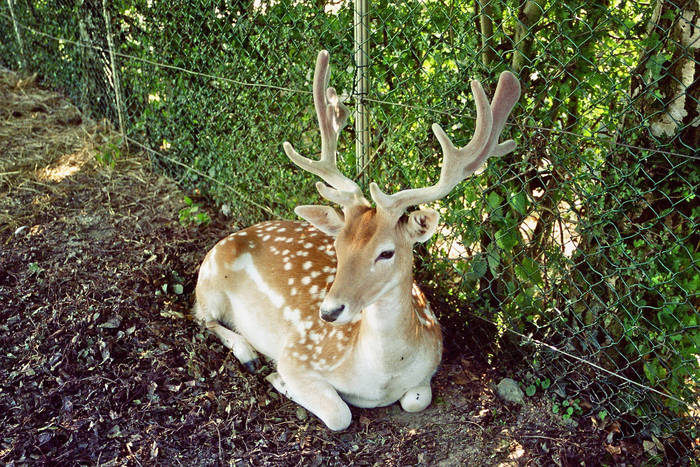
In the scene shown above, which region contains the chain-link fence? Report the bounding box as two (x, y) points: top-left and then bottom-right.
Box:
(1, 0), (698, 462)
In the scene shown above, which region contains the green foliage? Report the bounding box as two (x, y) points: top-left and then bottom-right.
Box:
(178, 196), (211, 227)
(525, 377), (550, 397)
(27, 262), (43, 275)
(95, 138), (123, 168)
(598, 409), (608, 422)
(552, 398), (583, 421)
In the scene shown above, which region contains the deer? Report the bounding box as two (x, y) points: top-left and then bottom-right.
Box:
(194, 50), (521, 431)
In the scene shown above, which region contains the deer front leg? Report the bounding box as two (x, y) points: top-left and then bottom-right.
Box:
(400, 382), (432, 413)
(266, 364), (352, 431)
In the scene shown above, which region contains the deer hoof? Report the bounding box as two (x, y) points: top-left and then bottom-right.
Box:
(243, 358), (262, 373)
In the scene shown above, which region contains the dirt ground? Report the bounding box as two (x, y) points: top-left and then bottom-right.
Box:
(0, 70), (652, 466)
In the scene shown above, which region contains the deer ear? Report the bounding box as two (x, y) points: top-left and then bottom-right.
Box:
(295, 205), (345, 236)
(405, 208), (440, 244)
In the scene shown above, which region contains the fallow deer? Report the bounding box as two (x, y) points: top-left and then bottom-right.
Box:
(194, 50), (520, 430)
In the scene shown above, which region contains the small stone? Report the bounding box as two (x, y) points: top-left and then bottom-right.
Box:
(496, 378), (525, 404)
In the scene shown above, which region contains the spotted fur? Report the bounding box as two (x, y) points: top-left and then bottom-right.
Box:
(194, 218), (442, 430)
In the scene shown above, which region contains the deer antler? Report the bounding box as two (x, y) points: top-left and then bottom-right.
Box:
(369, 71), (521, 216)
(283, 51), (368, 208)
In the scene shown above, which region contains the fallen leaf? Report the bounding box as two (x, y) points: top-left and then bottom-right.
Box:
(605, 444), (621, 455)
(643, 440), (658, 455)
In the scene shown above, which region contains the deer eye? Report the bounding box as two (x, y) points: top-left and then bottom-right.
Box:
(376, 250), (395, 261)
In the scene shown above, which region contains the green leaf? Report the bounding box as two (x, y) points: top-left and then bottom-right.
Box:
(470, 257), (488, 279)
(508, 191), (529, 215)
(486, 244), (501, 275)
(487, 192), (503, 211)
(495, 229), (519, 251)
(515, 257), (543, 287)
(643, 361), (658, 385)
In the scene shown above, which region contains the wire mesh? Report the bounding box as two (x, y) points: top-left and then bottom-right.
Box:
(1, 0), (697, 462)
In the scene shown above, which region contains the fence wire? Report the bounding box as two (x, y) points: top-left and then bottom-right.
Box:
(1, 0), (698, 463)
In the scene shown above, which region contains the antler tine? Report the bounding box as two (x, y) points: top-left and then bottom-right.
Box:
(370, 71), (521, 215)
(283, 50), (367, 208)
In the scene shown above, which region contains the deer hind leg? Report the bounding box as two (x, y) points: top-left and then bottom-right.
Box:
(400, 382), (432, 413)
(266, 365), (352, 431)
(203, 321), (261, 372)
(194, 295), (261, 372)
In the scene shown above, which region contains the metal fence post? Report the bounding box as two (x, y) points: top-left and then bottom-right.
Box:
(7, 0), (26, 70)
(353, 0), (369, 184)
(101, 0), (127, 147)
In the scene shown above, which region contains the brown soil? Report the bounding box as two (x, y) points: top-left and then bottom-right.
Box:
(0, 70), (646, 466)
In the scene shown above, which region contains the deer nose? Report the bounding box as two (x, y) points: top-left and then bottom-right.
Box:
(320, 304), (345, 322)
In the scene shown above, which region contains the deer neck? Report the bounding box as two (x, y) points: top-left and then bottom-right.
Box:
(356, 273), (418, 365)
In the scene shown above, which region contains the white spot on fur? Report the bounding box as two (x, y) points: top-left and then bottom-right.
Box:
(302, 261), (312, 270)
(283, 306), (305, 335)
(301, 276), (311, 285)
(309, 330), (321, 343)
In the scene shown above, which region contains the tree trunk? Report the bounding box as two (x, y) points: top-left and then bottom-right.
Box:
(477, 0), (496, 67)
(628, 0), (700, 151)
(511, 0), (546, 80)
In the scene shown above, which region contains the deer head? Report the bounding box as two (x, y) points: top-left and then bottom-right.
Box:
(283, 50), (521, 325)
